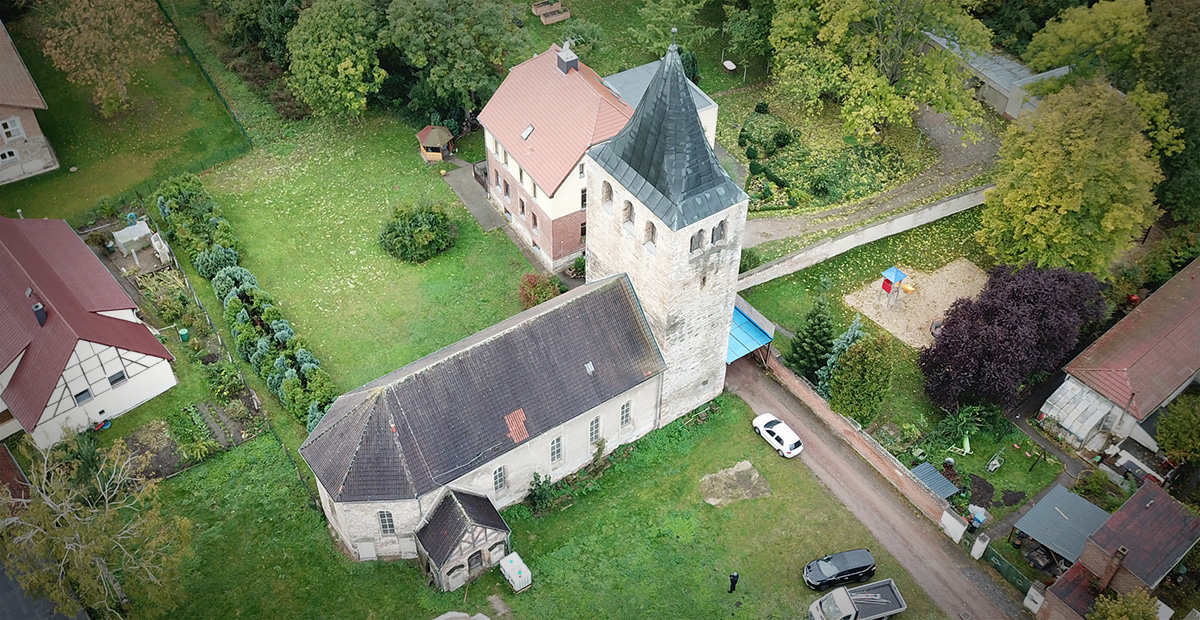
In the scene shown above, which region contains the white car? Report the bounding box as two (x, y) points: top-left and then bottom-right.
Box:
(752, 413), (803, 458)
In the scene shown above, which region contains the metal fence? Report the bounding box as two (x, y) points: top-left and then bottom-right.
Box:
(959, 531), (1035, 595)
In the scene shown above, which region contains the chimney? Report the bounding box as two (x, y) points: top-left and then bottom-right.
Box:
(1098, 545), (1128, 590)
(557, 41), (578, 74)
(31, 302), (47, 326)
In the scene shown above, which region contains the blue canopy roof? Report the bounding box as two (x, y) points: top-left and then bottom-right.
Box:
(882, 266), (907, 283)
(727, 306), (773, 364)
(910, 462), (959, 500)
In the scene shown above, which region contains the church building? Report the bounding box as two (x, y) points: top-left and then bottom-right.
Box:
(300, 44), (756, 590)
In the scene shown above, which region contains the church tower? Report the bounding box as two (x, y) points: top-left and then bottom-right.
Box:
(582, 44), (749, 426)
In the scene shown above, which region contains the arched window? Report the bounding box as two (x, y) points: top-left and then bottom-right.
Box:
(378, 510), (395, 535)
(601, 182), (613, 210)
(493, 466), (505, 490)
(712, 220), (727, 243)
(644, 222), (657, 248)
(622, 201), (634, 225)
(690, 230), (705, 253)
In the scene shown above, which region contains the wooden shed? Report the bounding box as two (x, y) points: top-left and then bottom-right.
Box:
(417, 124), (454, 162)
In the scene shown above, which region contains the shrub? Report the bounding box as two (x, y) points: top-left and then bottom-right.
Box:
(737, 131), (748, 148)
(754, 101), (769, 114)
(816, 315), (864, 399)
(745, 145), (758, 160)
(212, 266), (259, 303)
(563, 18), (605, 55)
(782, 299), (835, 382)
(378, 202), (459, 263)
(748, 161), (763, 175)
(193, 244), (240, 279)
(519, 273), (561, 309)
(739, 247), (764, 273)
(829, 333), (894, 427)
(204, 361), (243, 403)
(568, 255), (586, 278)
(680, 49), (699, 83)
(773, 129), (792, 148)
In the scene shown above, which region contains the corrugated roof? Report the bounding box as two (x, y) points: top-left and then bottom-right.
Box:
(477, 44), (633, 197)
(0, 218), (173, 433)
(727, 306), (773, 364)
(416, 490), (509, 568)
(1090, 483), (1200, 587)
(300, 274), (666, 502)
(1013, 485), (1109, 563)
(909, 462), (959, 500)
(0, 19), (46, 109)
(1065, 258), (1200, 420)
(589, 45), (747, 231)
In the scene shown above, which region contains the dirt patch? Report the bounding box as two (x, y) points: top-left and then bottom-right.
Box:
(844, 258), (988, 348)
(126, 419), (182, 479)
(968, 474), (995, 508)
(1001, 489), (1027, 507)
(699, 460), (771, 508)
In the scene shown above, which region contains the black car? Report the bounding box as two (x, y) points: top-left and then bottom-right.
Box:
(802, 549), (876, 591)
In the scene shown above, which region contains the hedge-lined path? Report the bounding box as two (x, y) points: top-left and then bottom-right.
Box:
(743, 106), (1001, 248)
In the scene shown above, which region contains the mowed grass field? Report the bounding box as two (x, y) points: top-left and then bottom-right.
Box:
(202, 116), (530, 391)
(145, 395), (946, 620)
(0, 18), (247, 224)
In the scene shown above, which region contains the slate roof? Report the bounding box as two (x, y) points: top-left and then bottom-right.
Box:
(0, 218), (173, 433)
(1065, 258), (1200, 420)
(1090, 483), (1200, 587)
(1013, 485), (1109, 563)
(910, 462), (959, 500)
(416, 490), (510, 568)
(477, 44), (633, 197)
(299, 275), (665, 502)
(0, 20), (46, 110)
(588, 45), (747, 231)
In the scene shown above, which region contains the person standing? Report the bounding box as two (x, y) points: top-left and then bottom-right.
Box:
(729, 572), (739, 593)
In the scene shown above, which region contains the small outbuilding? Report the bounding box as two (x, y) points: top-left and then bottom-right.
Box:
(416, 490), (511, 592)
(1012, 485), (1109, 566)
(417, 124), (454, 163)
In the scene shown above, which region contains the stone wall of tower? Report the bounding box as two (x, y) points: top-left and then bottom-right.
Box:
(583, 158), (748, 425)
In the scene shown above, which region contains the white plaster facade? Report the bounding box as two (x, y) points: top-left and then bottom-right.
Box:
(319, 376), (661, 561)
(0, 106), (59, 186)
(583, 162), (748, 425)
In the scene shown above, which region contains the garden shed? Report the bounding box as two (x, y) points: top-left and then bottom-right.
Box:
(417, 125), (454, 163)
(910, 462), (959, 500)
(1012, 485), (1109, 565)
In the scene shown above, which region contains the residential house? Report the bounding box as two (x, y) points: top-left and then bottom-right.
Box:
(1039, 257), (1199, 468)
(0, 19), (60, 185)
(1038, 483), (1200, 620)
(301, 45), (759, 593)
(0, 217), (177, 448)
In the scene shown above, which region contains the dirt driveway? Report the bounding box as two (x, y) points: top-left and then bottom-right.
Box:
(726, 359), (1028, 620)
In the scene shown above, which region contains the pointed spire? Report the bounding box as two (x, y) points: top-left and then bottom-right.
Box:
(589, 46), (746, 230)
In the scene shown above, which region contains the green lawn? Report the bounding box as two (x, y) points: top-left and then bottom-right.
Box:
(523, 0), (769, 94)
(98, 338), (213, 449)
(144, 395), (946, 620)
(201, 116), (530, 392)
(0, 19), (247, 225)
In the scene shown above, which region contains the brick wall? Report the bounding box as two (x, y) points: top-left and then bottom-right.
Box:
(1037, 591), (1086, 620)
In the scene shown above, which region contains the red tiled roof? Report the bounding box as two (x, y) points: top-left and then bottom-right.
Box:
(1048, 562), (1098, 618)
(0, 19), (46, 110)
(416, 124), (452, 147)
(505, 408), (528, 443)
(1090, 483), (1200, 587)
(1066, 258), (1200, 419)
(477, 45), (633, 197)
(0, 444), (28, 500)
(0, 218), (172, 433)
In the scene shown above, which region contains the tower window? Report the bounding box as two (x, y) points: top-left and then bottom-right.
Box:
(622, 201), (634, 233)
(601, 182), (613, 210)
(690, 230), (704, 253)
(379, 510), (395, 535)
(712, 220), (727, 243)
(644, 222), (657, 249)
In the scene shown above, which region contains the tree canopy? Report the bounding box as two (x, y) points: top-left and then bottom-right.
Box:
(977, 80), (1162, 276)
(1086, 589), (1158, 620)
(816, 314), (863, 399)
(829, 332), (894, 427)
(0, 436), (193, 619)
(387, 0), (530, 116)
(1157, 393), (1200, 465)
(771, 0), (990, 139)
(627, 0), (717, 55)
(971, 0), (1088, 55)
(1149, 0), (1200, 222)
(782, 298), (835, 382)
(919, 264), (1105, 410)
(724, 0), (775, 61)
(1024, 0), (1149, 91)
(286, 0), (386, 117)
(30, 0), (173, 117)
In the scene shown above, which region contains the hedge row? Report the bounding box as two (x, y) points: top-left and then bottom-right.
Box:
(154, 173), (339, 431)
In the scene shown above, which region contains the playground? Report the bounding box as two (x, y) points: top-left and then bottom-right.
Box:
(843, 258), (988, 349)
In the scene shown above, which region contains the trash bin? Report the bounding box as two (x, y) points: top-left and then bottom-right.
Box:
(179, 328), (189, 342)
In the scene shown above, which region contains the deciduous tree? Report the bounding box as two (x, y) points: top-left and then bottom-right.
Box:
(286, 0), (386, 117)
(1149, 0), (1200, 222)
(1086, 589), (1157, 620)
(771, 0), (990, 139)
(1157, 393), (1200, 465)
(829, 332), (894, 427)
(724, 0), (775, 61)
(971, 0), (1088, 56)
(918, 264), (1105, 410)
(977, 80), (1162, 276)
(782, 298), (835, 382)
(29, 0), (173, 116)
(0, 436), (193, 619)
(627, 0), (717, 55)
(387, 0), (529, 117)
(1025, 0), (1148, 90)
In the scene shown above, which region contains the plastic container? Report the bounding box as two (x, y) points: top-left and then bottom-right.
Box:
(179, 328), (189, 342)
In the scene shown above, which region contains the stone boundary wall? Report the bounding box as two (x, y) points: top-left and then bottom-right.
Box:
(737, 185), (993, 291)
(764, 349), (953, 524)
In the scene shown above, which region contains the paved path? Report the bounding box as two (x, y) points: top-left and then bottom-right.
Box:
(443, 166), (505, 232)
(743, 106), (1001, 249)
(726, 359), (1028, 620)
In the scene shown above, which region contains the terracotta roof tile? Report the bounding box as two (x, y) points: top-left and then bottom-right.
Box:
(0, 20), (46, 110)
(1048, 562), (1099, 618)
(1090, 483), (1200, 587)
(1065, 258), (1200, 419)
(477, 45), (632, 197)
(0, 218), (173, 433)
